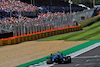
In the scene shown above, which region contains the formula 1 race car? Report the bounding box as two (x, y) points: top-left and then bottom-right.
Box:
(46, 52), (71, 64)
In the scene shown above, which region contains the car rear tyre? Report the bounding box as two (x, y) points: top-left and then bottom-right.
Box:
(67, 56), (71, 63)
(63, 56), (71, 63)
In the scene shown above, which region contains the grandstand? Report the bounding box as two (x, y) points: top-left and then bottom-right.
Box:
(0, 0), (38, 18)
(0, 0), (87, 19)
(0, 0), (94, 39)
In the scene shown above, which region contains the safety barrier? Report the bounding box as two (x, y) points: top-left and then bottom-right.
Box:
(0, 25), (83, 46)
(0, 32), (13, 39)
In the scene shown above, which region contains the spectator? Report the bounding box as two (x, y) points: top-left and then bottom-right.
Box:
(0, 0), (38, 12)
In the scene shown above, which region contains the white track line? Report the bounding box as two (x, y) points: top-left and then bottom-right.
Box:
(68, 42), (100, 58)
(74, 55), (100, 58)
(29, 42), (100, 67)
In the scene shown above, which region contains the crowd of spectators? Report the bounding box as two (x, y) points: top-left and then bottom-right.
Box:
(0, 0), (78, 35)
(0, 0), (38, 12)
(0, 12), (75, 31)
(0, 12), (71, 25)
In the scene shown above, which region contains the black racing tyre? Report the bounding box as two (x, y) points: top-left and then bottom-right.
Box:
(67, 56), (71, 63)
(63, 56), (71, 63)
(46, 58), (53, 64)
(63, 57), (68, 63)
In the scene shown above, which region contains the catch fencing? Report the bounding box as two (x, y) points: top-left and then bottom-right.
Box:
(73, 9), (94, 22)
(0, 9), (94, 37)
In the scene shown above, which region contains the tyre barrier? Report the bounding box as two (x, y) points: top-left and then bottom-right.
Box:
(0, 32), (13, 39)
(0, 25), (83, 46)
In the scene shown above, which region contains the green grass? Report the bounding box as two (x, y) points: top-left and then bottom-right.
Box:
(83, 21), (100, 30)
(40, 31), (84, 41)
(40, 21), (100, 41)
(87, 34), (100, 40)
(66, 26), (100, 41)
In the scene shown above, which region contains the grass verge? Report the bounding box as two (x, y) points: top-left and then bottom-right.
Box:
(39, 21), (100, 41)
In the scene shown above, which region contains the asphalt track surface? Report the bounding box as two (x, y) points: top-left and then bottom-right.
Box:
(52, 46), (100, 67)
